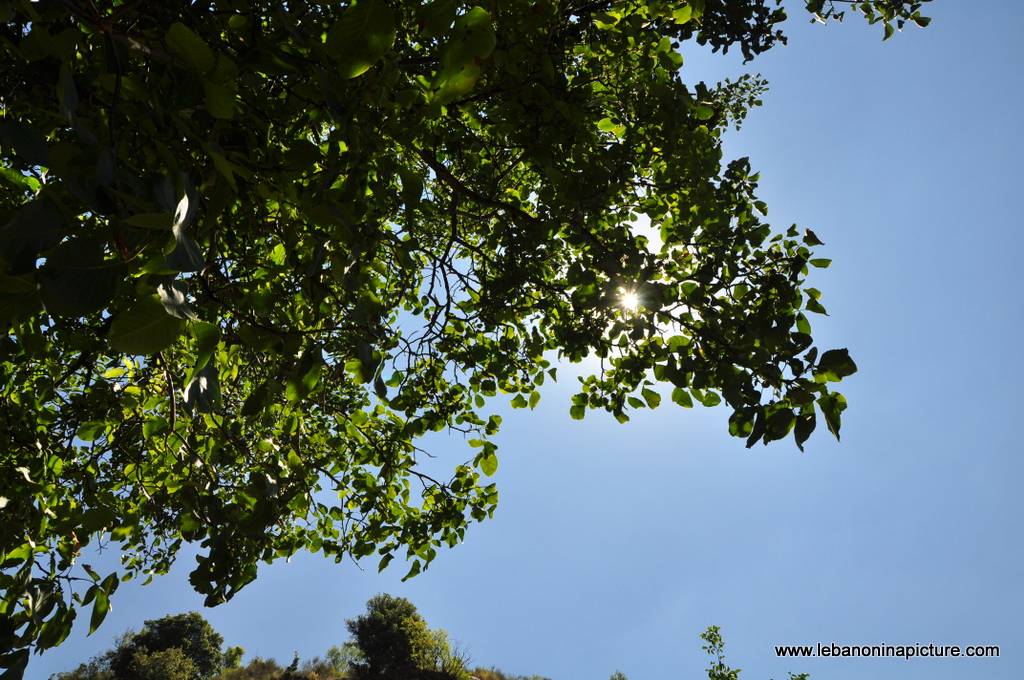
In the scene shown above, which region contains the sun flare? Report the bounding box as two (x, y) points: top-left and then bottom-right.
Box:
(620, 290), (640, 312)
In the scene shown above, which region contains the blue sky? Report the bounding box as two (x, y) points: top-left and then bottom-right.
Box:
(30, 3), (1024, 679)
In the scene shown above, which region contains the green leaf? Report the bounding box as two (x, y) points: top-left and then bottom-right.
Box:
(0, 649), (29, 679)
(87, 589), (109, 635)
(190, 320), (221, 377)
(479, 451), (498, 476)
(641, 388), (661, 408)
(803, 229), (824, 246)
(817, 392), (848, 440)
(99, 572), (119, 596)
(36, 605), (75, 651)
(3, 543), (33, 566)
(287, 348), (324, 403)
(109, 295), (184, 355)
(431, 6), (496, 103)
(693, 105), (714, 121)
(510, 394), (528, 409)
(142, 417), (168, 439)
(597, 117), (626, 137)
(0, 120), (48, 165)
(444, 7), (497, 68)
(38, 236), (123, 318)
(698, 390), (721, 407)
(401, 560), (421, 581)
(166, 22), (215, 73)
(202, 78), (237, 120)
(805, 296), (828, 315)
(569, 404), (585, 420)
(417, 0), (459, 39)
(400, 168), (424, 210)
(795, 313), (812, 335)
(76, 421), (106, 441)
(671, 387), (693, 408)
(242, 382), (271, 417)
(745, 410), (767, 448)
(354, 341), (378, 384)
(183, 362), (221, 414)
(673, 6), (693, 24)
(764, 407), (795, 442)
(326, 0), (397, 79)
(815, 348), (857, 382)
(794, 410), (816, 451)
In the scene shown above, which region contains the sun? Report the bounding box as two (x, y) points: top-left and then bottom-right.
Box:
(620, 289), (640, 312)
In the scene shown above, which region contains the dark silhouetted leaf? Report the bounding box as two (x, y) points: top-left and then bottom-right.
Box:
(109, 296), (184, 355)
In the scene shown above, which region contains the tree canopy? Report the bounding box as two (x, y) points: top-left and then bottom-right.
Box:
(344, 593), (469, 680)
(51, 611), (225, 680)
(0, 0), (928, 673)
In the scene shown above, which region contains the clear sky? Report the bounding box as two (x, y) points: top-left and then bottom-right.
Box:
(30, 3), (1024, 679)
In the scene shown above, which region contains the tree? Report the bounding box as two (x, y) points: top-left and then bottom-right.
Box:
(0, 0), (928, 671)
(50, 612), (225, 680)
(107, 612), (226, 680)
(700, 625), (807, 680)
(471, 671), (550, 680)
(224, 647), (246, 671)
(114, 648), (200, 680)
(345, 594), (469, 680)
(324, 642), (364, 676)
(218, 658), (286, 680)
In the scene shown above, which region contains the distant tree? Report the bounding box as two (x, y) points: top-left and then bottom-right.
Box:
(123, 647), (199, 680)
(223, 646), (246, 670)
(346, 594), (469, 680)
(700, 626), (807, 680)
(50, 640), (201, 680)
(325, 642), (364, 675)
(295, 656), (345, 680)
(702, 626), (741, 680)
(469, 670), (550, 680)
(108, 612), (225, 680)
(51, 612), (226, 680)
(218, 657), (285, 680)
(49, 656), (114, 680)
(609, 672), (629, 680)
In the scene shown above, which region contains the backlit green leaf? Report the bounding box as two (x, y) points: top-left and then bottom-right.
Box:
(87, 590), (109, 635)
(327, 0), (397, 79)
(479, 451), (498, 476)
